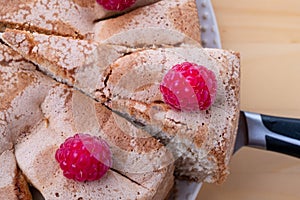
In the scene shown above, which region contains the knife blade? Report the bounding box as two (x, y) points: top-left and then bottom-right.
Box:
(235, 111), (300, 158)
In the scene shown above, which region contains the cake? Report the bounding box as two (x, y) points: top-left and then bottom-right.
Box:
(0, 150), (32, 200)
(1, 29), (240, 183)
(0, 0), (160, 39)
(0, 43), (54, 200)
(99, 47), (240, 183)
(14, 84), (174, 200)
(93, 0), (202, 47)
(0, 0), (241, 199)
(0, 42), (55, 154)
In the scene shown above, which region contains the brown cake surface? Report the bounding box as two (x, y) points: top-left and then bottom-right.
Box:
(14, 84), (174, 199)
(0, 41), (174, 199)
(0, 150), (32, 200)
(93, 0), (202, 47)
(100, 47), (240, 183)
(1, 28), (127, 96)
(0, 42), (56, 153)
(0, 0), (160, 38)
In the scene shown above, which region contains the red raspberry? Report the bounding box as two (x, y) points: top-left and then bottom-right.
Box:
(55, 133), (112, 182)
(96, 0), (136, 11)
(160, 62), (217, 111)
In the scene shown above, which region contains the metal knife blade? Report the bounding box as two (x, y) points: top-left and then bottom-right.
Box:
(235, 111), (300, 158)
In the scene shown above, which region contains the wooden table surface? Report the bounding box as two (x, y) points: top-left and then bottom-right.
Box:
(211, 0), (300, 119)
(197, 147), (300, 200)
(197, 1), (300, 199)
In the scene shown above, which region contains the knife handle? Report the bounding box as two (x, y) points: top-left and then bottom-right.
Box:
(261, 115), (300, 158)
(245, 112), (300, 158)
(262, 115), (300, 140)
(265, 135), (300, 158)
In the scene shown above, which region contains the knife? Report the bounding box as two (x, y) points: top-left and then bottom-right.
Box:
(235, 111), (300, 157)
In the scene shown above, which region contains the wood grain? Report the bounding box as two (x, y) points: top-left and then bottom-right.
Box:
(211, 0), (300, 118)
(197, 147), (300, 200)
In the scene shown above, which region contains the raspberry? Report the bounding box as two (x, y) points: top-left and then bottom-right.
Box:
(55, 133), (112, 182)
(96, 0), (136, 11)
(160, 62), (217, 111)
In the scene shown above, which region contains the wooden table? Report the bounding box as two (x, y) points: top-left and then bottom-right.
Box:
(197, 1), (300, 199)
(197, 147), (300, 200)
(212, 0), (300, 119)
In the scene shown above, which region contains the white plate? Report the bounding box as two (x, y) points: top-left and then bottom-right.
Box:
(197, 0), (222, 49)
(170, 0), (221, 200)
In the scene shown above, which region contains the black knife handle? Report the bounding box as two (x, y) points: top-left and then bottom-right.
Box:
(261, 114), (300, 158)
(266, 135), (300, 158)
(244, 112), (300, 158)
(262, 115), (300, 140)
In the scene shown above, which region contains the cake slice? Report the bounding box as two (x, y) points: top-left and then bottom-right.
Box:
(0, 0), (160, 39)
(99, 47), (240, 183)
(0, 150), (32, 200)
(93, 0), (202, 47)
(15, 83), (174, 199)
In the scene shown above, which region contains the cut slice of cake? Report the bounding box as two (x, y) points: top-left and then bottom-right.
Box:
(93, 0), (202, 47)
(99, 47), (240, 183)
(0, 0), (160, 39)
(14, 83), (174, 199)
(0, 150), (32, 200)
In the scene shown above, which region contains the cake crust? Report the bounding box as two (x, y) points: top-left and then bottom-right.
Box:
(0, 150), (32, 200)
(0, 0), (160, 39)
(94, 0), (202, 47)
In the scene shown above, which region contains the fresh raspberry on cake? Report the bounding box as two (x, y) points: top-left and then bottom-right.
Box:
(160, 62), (217, 111)
(96, 0), (136, 11)
(55, 133), (112, 182)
